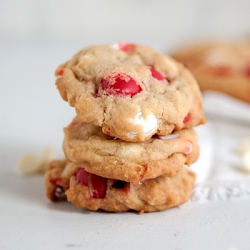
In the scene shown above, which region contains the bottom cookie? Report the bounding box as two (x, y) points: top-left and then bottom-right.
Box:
(45, 159), (196, 213)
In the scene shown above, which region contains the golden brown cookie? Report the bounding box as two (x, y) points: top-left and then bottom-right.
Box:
(45, 159), (196, 213)
(55, 42), (205, 142)
(62, 116), (199, 184)
(171, 41), (250, 103)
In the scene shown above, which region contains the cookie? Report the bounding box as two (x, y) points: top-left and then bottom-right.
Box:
(63, 116), (199, 184)
(55, 42), (205, 142)
(171, 41), (250, 103)
(45, 159), (196, 213)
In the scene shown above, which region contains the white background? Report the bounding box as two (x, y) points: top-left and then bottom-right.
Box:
(1, 0), (250, 49)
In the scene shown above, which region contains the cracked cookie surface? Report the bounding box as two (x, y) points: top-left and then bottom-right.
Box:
(55, 43), (205, 141)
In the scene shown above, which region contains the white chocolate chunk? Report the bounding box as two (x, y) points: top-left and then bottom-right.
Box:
(130, 179), (148, 191)
(205, 50), (226, 66)
(129, 109), (157, 138)
(111, 43), (120, 50)
(18, 154), (40, 175)
(158, 133), (179, 140)
(236, 140), (250, 155)
(18, 145), (56, 175)
(242, 150), (250, 173)
(235, 139), (250, 174)
(38, 145), (57, 173)
(119, 144), (142, 157)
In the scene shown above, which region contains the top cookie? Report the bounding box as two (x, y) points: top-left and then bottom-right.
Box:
(55, 42), (205, 141)
(171, 41), (250, 103)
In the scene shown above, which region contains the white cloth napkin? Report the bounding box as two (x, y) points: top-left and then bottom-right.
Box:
(202, 91), (250, 125)
(191, 91), (250, 201)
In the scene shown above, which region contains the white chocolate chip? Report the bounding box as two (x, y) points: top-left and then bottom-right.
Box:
(111, 43), (120, 50)
(129, 109), (157, 138)
(242, 150), (250, 173)
(18, 154), (41, 175)
(158, 133), (179, 140)
(130, 179), (147, 191)
(236, 140), (250, 155)
(18, 145), (56, 175)
(38, 145), (57, 173)
(235, 139), (250, 174)
(205, 50), (227, 66)
(119, 145), (142, 157)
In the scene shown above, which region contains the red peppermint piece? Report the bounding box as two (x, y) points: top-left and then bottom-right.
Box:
(70, 120), (78, 126)
(101, 73), (142, 97)
(75, 168), (107, 198)
(88, 174), (107, 198)
(55, 178), (68, 187)
(76, 168), (89, 186)
(93, 92), (100, 98)
(150, 67), (165, 81)
(56, 69), (64, 76)
(117, 42), (136, 52)
(50, 178), (69, 189)
(212, 66), (232, 77)
(183, 112), (191, 124)
(103, 128), (111, 136)
(244, 64), (250, 77)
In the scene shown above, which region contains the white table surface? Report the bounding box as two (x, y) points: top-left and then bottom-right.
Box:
(1, 41), (250, 250)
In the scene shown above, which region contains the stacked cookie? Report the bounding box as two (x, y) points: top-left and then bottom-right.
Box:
(45, 42), (206, 213)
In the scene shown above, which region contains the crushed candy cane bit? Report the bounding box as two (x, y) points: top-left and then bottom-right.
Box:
(244, 64), (250, 77)
(101, 72), (142, 97)
(112, 42), (136, 52)
(76, 168), (107, 198)
(183, 112), (191, 124)
(213, 66), (232, 77)
(18, 145), (56, 175)
(150, 67), (165, 81)
(56, 69), (64, 76)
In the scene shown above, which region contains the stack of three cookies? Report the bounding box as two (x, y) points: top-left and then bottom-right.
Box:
(45, 42), (206, 213)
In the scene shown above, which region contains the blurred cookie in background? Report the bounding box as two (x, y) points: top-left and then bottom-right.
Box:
(171, 40), (250, 103)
